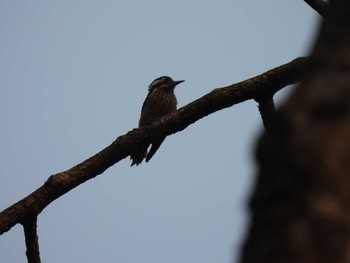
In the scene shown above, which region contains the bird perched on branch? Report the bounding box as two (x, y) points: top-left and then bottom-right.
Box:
(130, 76), (185, 166)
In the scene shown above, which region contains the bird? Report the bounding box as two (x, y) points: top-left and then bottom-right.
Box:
(130, 76), (185, 166)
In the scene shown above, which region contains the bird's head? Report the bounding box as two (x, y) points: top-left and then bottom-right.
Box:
(148, 76), (185, 92)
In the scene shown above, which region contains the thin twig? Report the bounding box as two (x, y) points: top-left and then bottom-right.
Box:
(256, 96), (277, 131)
(22, 216), (41, 263)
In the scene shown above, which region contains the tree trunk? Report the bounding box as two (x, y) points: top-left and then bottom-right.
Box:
(241, 0), (350, 262)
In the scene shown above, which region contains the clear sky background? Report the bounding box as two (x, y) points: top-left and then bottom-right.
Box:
(0, 1), (319, 262)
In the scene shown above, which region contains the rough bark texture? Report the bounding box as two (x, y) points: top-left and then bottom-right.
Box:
(256, 96), (277, 131)
(22, 217), (41, 263)
(241, 0), (350, 262)
(0, 57), (309, 236)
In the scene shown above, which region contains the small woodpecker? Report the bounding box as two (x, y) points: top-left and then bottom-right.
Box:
(130, 76), (184, 166)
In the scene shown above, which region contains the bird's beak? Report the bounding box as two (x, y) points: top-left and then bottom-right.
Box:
(174, 80), (185, 86)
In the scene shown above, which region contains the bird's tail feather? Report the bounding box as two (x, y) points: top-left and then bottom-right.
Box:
(130, 148), (147, 166)
(145, 137), (165, 163)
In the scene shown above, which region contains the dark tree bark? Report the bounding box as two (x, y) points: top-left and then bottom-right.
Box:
(0, 57), (309, 236)
(304, 0), (329, 17)
(256, 96), (277, 132)
(241, 0), (350, 262)
(22, 217), (41, 263)
(1, 1), (342, 262)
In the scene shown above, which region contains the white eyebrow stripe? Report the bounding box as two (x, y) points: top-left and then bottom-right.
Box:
(149, 77), (166, 90)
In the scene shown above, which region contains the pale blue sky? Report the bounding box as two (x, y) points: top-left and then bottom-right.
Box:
(0, 1), (319, 262)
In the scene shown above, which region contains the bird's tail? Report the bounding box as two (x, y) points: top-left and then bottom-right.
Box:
(130, 148), (147, 166)
(145, 137), (165, 163)
(130, 137), (166, 165)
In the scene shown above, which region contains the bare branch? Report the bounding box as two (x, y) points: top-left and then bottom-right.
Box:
(256, 96), (277, 131)
(304, 0), (328, 17)
(0, 56), (310, 235)
(22, 217), (41, 263)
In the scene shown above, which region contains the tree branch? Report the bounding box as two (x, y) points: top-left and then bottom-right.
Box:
(256, 96), (277, 131)
(22, 216), (41, 263)
(0, 56), (310, 235)
(304, 0), (329, 17)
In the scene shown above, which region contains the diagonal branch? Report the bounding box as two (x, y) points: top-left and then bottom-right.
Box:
(0, 56), (310, 235)
(304, 0), (329, 17)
